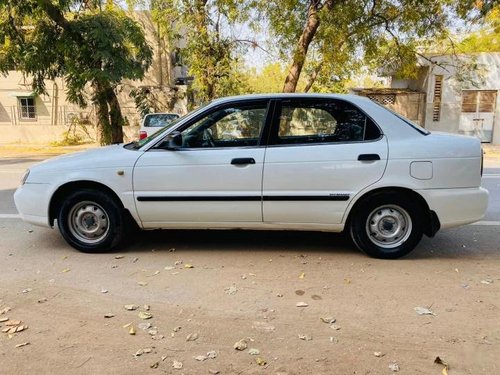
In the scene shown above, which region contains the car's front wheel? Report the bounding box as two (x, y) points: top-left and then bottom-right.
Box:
(57, 189), (124, 252)
(349, 193), (424, 259)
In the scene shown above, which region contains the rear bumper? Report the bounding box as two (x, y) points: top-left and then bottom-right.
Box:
(417, 187), (489, 229)
(14, 183), (52, 228)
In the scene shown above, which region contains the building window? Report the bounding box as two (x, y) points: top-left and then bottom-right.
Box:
(461, 90), (497, 113)
(18, 97), (36, 120)
(432, 75), (443, 122)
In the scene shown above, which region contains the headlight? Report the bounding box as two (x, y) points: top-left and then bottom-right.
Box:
(20, 169), (30, 185)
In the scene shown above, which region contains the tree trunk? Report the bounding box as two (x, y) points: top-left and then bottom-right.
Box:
(94, 84), (112, 145)
(303, 61), (324, 92)
(94, 82), (124, 145)
(282, 1), (321, 93)
(105, 85), (124, 144)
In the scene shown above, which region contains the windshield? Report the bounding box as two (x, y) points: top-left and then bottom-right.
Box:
(124, 102), (212, 150)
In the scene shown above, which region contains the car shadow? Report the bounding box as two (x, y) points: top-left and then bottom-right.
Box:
(124, 229), (359, 256)
(118, 226), (500, 261)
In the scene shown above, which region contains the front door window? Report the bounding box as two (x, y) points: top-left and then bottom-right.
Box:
(181, 104), (268, 148)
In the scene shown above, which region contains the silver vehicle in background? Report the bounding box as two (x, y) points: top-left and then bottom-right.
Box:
(139, 113), (180, 139)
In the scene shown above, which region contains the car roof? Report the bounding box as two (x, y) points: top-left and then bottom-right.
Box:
(210, 93), (374, 106)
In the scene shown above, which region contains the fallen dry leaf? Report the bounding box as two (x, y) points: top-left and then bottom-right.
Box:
(61, 268), (71, 273)
(320, 317), (336, 324)
(299, 272), (305, 279)
(172, 360), (183, 369)
(5, 320), (21, 326)
(388, 362), (400, 372)
(138, 312), (153, 320)
(434, 356), (449, 375)
(186, 332), (199, 341)
(129, 326), (136, 335)
(296, 302), (309, 307)
(184, 264), (194, 268)
(414, 306), (436, 316)
(137, 281), (148, 286)
(0, 307), (12, 315)
(255, 357), (267, 366)
(234, 339), (248, 351)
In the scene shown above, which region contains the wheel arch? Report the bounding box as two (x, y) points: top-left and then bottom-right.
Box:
(49, 180), (126, 227)
(345, 186), (440, 237)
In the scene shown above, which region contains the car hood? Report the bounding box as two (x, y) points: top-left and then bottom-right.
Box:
(28, 144), (142, 174)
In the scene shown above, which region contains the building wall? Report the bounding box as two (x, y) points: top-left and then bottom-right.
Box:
(0, 11), (188, 144)
(392, 53), (500, 144)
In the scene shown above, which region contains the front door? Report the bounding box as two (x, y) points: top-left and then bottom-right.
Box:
(133, 100), (271, 227)
(262, 98), (388, 226)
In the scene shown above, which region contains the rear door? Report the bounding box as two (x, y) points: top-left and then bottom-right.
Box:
(262, 98), (388, 226)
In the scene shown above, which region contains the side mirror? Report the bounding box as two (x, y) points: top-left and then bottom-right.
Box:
(165, 131), (182, 150)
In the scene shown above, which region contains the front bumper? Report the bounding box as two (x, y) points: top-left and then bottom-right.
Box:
(14, 183), (52, 228)
(417, 187), (489, 229)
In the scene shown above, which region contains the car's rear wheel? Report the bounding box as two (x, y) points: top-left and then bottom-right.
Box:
(57, 189), (124, 252)
(349, 193), (424, 259)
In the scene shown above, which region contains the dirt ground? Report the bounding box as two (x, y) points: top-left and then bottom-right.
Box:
(1, 220), (499, 375)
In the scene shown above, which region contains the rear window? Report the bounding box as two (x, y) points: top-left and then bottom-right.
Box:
(376, 103), (430, 135)
(144, 113), (180, 127)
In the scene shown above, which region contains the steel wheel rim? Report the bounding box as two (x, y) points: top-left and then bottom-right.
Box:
(68, 201), (110, 244)
(365, 205), (412, 249)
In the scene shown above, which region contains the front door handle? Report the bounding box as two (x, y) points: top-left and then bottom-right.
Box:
(231, 158), (255, 165)
(358, 154), (380, 161)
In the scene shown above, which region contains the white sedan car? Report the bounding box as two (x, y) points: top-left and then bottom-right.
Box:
(14, 94), (489, 259)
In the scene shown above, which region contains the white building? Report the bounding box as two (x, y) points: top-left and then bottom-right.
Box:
(391, 52), (500, 144)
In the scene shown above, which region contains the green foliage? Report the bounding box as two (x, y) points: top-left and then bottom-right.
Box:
(0, 1), (153, 144)
(255, 0), (496, 91)
(152, 0), (253, 102)
(457, 6), (500, 53)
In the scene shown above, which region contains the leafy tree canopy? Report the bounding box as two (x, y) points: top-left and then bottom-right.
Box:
(0, 0), (153, 144)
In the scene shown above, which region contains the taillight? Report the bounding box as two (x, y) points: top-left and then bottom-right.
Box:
(139, 131), (147, 140)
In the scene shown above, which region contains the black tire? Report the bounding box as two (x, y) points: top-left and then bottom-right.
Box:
(349, 192), (424, 259)
(57, 189), (124, 252)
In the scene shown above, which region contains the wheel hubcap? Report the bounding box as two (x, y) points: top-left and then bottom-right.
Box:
(365, 205), (412, 249)
(68, 201), (109, 244)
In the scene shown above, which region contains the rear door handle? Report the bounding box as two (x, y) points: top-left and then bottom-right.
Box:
(358, 154), (380, 161)
(231, 158), (255, 165)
